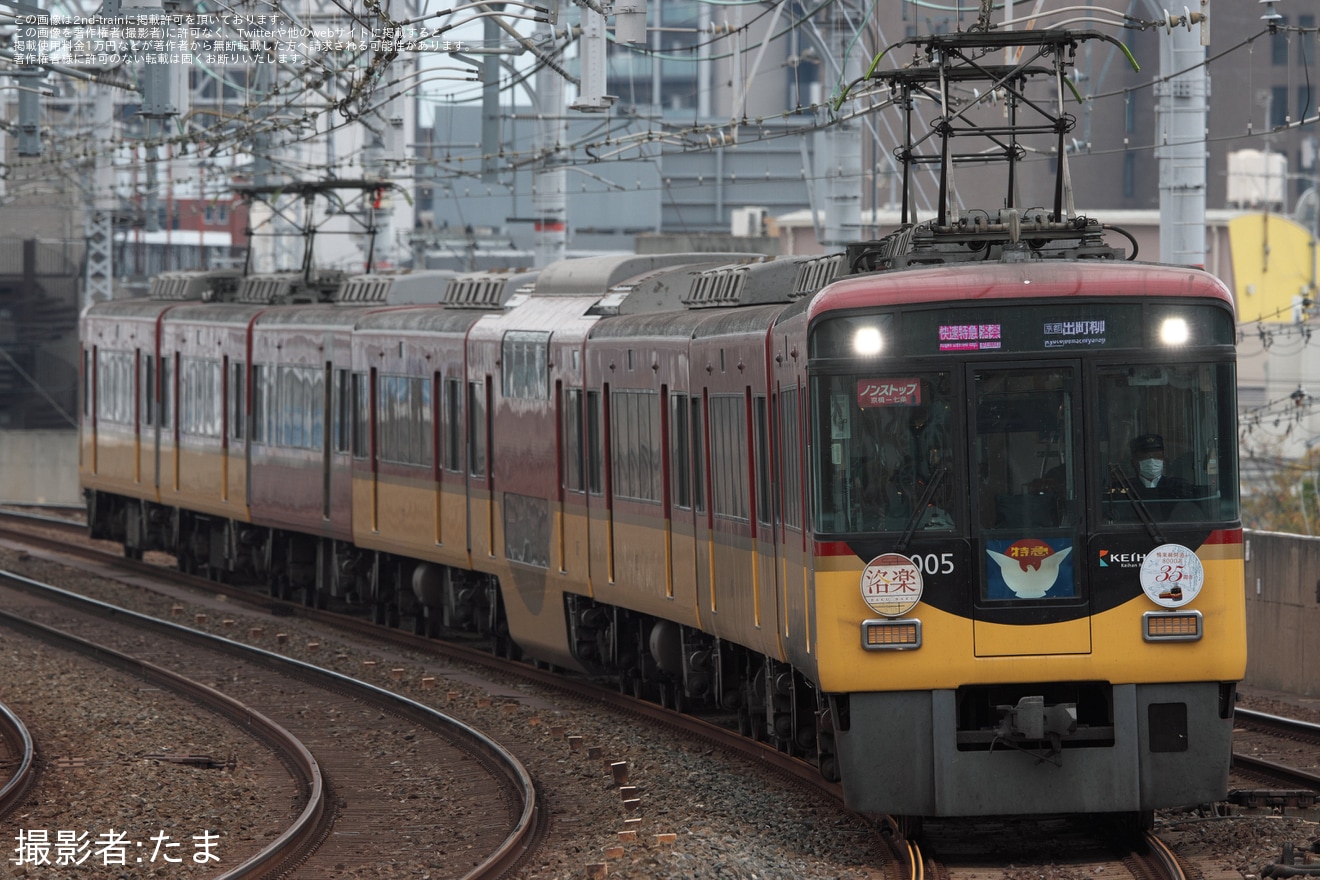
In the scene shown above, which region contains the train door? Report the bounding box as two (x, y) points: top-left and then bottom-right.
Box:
(705, 389), (762, 645)
(322, 359), (333, 520)
(580, 383), (614, 591)
(368, 367), (379, 531)
(221, 355), (231, 502)
(969, 362), (1090, 656)
(165, 351), (178, 492)
(775, 383), (810, 663)
(666, 390), (701, 623)
(467, 377), (493, 558)
(86, 346), (97, 475)
(558, 382), (591, 584)
(227, 358), (245, 506)
(137, 348), (153, 486)
(751, 393), (783, 650)
(692, 391), (714, 622)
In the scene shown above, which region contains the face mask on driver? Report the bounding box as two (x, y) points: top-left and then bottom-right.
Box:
(1138, 457), (1164, 482)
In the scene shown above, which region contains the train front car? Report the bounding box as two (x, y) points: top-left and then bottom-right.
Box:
(792, 260), (1244, 821)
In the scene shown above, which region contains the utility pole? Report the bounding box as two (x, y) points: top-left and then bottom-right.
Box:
(84, 87), (116, 305)
(820, 1), (862, 247)
(1152, 2), (1209, 266)
(532, 4), (567, 267)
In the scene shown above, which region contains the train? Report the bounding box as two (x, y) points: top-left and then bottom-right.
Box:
(77, 215), (1245, 825)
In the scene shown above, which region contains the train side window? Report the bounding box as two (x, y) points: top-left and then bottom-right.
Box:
(96, 350), (132, 424)
(563, 387), (585, 493)
(670, 393), (690, 509)
(502, 330), (550, 400)
(277, 367), (299, 447)
(611, 389), (661, 502)
(378, 375), (431, 466)
(710, 394), (749, 521)
(179, 358), (222, 438)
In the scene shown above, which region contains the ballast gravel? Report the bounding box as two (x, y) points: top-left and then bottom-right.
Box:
(0, 538), (1315, 880)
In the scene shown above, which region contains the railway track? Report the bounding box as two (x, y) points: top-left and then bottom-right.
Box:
(0, 565), (540, 879)
(1231, 707), (1320, 797)
(0, 697), (37, 822)
(916, 815), (1192, 880)
(0, 508), (1284, 880)
(0, 506), (907, 875)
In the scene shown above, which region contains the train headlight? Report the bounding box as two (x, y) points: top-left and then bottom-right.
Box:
(1159, 317), (1190, 346)
(853, 327), (884, 356)
(862, 618), (921, 650)
(1143, 609), (1202, 641)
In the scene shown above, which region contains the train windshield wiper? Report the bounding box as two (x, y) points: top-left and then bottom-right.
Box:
(1107, 464), (1165, 545)
(896, 465), (948, 553)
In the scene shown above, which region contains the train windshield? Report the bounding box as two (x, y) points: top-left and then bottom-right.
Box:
(811, 360), (1238, 537)
(814, 371), (958, 533)
(1096, 362), (1239, 525)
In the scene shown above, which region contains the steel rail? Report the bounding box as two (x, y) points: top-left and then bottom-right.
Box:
(0, 567), (540, 880)
(0, 698), (37, 820)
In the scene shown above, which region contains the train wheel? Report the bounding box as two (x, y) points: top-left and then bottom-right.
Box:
(1118, 810), (1154, 833)
(658, 682), (685, 714)
(894, 815), (923, 841)
(737, 706), (753, 737)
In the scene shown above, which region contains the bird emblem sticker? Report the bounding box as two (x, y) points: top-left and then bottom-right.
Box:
(985, 538), (1075, 599)
(1138, 543), (1203, 608)
(860, 553), (924, 617)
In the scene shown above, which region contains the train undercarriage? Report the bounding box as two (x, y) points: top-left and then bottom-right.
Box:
(84, 488), (840, 780)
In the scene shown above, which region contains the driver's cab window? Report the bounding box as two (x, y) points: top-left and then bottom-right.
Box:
(815, 372), (955, 533)
(1097, 363), (1238, 524)
(974, 367), (1077, 532)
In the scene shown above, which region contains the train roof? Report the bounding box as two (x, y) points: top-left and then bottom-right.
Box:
(812, 260), (1236, 320)
(533, 252), (845, 316)
(253, 305), (384, 329)
(532, 253), (754, 296)
(148, 269), (244, 302)
(379, 270), (458, 304)
(440, 269), (538, 309)
(353, 306), (489, 335)
(83, 298), (179, 321)
(157, 302), (266, 323)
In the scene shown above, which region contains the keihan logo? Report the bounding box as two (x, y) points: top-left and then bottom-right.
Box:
(1099, 549), (1146, 567)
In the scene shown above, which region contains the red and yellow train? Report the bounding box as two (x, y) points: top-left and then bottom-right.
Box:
(80, 223), (1245, 822)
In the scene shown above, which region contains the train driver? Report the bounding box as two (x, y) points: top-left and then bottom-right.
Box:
(1126, 433), (1193, 500)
